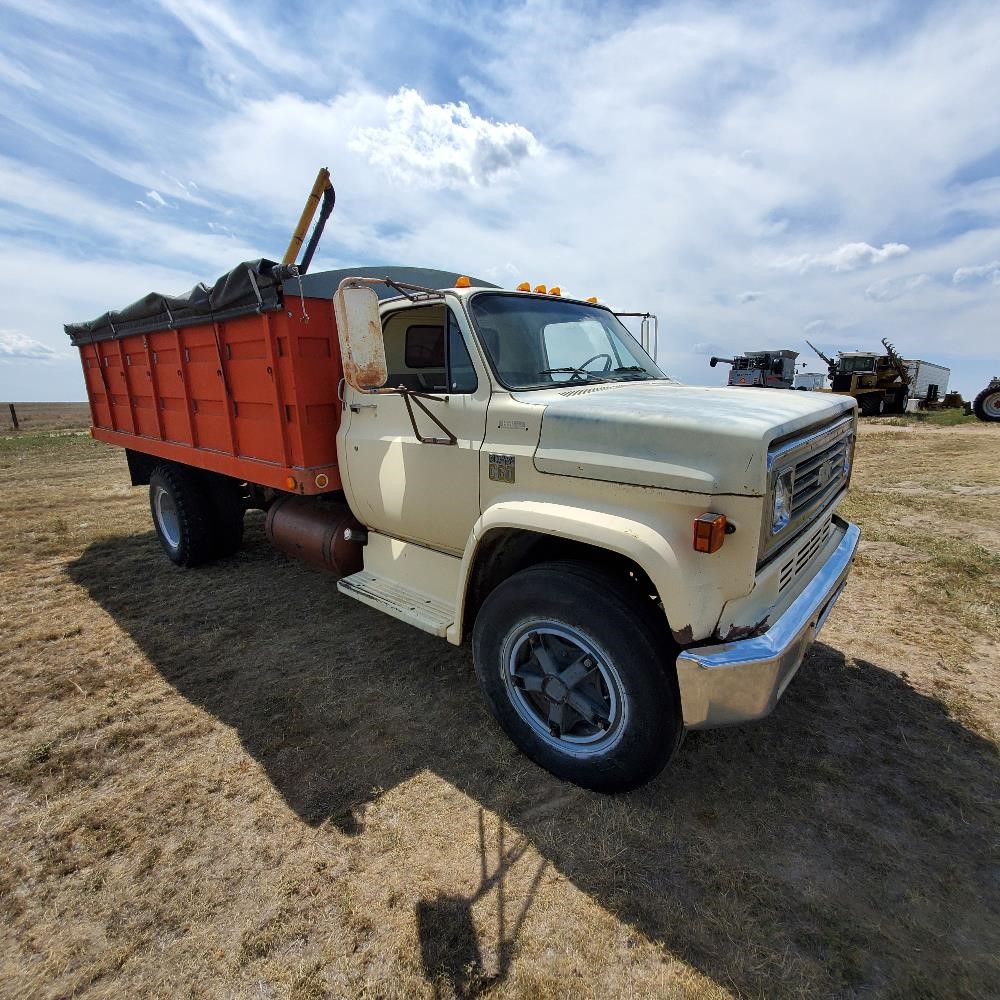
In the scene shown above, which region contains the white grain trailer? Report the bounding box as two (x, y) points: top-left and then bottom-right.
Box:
(903, 360), (950, 403)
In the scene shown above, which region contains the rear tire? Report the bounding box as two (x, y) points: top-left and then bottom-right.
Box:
(472, 561), (682, 792)
(973, 385), (1000, 422)
(205, 475), (246, 557)
(859, 394), (883, 416)
(149, 465), (216, 567)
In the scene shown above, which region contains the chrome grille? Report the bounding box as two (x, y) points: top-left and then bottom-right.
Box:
(790, 435), (851, 516)
(761, 414), (854, 563)
(778, 518), (833, 593)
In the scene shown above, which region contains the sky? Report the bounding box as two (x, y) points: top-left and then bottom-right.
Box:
(0, 0), (998, 401)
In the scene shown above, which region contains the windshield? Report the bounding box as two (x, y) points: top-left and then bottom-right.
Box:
(468, 293), (665, 390)
(839, 355), (876, 374)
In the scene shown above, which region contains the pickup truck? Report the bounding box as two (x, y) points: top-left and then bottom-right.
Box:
(67, 261), (859, 792)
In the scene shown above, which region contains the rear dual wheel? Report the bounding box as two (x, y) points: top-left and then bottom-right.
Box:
(472, 561), (682, 792)
(149, 464), (245, 567)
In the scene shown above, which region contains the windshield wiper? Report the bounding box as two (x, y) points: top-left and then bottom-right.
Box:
(537, 367), (604, 381)
(608, 366), (653, 380)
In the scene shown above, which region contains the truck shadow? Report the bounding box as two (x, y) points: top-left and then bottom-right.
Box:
(67, 526), (1000, 997)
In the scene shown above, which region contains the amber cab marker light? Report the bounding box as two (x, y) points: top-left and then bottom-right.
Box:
(455, 275), (471, 288)
(693, 513), (728, 553)
(586, 296), (598, 304)
(516, 281), (531, 291)
(549, 285), (561, 296)
(534, 284), (547, 294)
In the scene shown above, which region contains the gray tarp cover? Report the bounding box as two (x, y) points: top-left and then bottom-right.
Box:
(64, 259), (281, 345)
(64, 262), (502, 346)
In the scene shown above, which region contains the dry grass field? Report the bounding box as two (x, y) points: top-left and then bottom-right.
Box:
(3, 403), (92, 435)
(1, 409), (998, 999)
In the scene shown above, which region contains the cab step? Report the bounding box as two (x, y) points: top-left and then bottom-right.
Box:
(336, 532), (461, 637)
(337, 570), (455, 636)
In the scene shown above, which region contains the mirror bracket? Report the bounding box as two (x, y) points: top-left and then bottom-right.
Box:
(396, 387), (457, 446)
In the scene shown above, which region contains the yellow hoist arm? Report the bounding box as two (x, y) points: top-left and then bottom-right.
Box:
(282, 167), (332, 266)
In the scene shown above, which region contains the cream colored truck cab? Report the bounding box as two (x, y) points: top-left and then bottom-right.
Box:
(333, 275), (859, 791)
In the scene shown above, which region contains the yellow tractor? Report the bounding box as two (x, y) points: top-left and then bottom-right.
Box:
(806, 338), (911, 416)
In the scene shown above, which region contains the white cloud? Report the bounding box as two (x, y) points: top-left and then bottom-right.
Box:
(953, 260), (1000, 287)
(865, 273), (932, 302)
(803, 319), (833, 337)
(145, 189), (168, 207)
(348, 88), (540, 189)
(0, 329), (62, 362)
(776, 242), (911, 275)
(690, 341), (726, 356)
(2, 0), (1000, 400)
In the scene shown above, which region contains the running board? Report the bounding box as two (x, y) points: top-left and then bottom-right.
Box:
(337, 571), (454, 636)
(335, 532), (460, 638)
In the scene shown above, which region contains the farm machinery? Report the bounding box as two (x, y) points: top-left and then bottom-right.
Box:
(806, 338), (950, 416)
(709, 350), (798, 389)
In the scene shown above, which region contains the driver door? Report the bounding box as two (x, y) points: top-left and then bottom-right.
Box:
(339, 302), (489, 554)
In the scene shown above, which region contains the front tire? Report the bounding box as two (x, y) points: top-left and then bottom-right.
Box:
(472, 561), (682, 792)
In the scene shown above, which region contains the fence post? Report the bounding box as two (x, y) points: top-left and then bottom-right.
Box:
(8, 403), (18, 430)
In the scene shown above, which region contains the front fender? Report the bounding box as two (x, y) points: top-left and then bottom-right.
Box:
(448, 499), (690, 645)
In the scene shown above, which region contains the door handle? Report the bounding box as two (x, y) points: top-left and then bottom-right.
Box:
(350, 403), (377, 413)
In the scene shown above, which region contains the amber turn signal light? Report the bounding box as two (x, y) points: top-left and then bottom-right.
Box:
(693, 513), (728, 553)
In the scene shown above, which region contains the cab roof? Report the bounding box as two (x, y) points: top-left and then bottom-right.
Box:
(294, 265), (501, 300)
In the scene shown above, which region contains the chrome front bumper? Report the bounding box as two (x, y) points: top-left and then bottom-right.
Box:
(676, 515), (860, 729)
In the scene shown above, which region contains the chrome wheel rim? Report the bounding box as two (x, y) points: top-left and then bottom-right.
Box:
(153, 486), (181, 549)
(502, 621), (627, 756)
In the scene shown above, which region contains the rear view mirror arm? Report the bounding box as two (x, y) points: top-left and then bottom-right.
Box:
(394, 387), (457, 446)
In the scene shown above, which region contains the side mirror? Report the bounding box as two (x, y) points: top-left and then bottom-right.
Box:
(333, 281), (388, 390)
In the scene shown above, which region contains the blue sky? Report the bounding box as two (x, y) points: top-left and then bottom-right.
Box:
(0, 0), (998, 400)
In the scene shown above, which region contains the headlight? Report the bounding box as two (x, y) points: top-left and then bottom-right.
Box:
(771, 469), (793, 533)
(843, 436), (854, 478)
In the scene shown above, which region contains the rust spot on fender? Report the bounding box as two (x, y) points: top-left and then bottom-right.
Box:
(672, 624), (694, 645)
(718, 616), (770, 643)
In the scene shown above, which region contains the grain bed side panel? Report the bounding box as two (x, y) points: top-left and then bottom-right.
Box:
(75, 296), (344, 494)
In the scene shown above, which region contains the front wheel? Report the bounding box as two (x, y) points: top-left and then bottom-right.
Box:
(472, 561), (682, 792)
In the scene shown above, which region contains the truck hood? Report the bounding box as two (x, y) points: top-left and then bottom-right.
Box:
(523, 381), (855, 495)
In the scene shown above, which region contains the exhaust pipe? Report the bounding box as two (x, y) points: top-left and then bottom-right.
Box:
(299, 182), (336, 275)
(265, 495), (364, 577)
